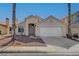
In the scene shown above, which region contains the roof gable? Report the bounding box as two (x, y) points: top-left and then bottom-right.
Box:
(40, 15), (64, 27)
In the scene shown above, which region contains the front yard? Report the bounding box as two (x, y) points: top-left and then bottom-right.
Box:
(0, 35), (79, 55)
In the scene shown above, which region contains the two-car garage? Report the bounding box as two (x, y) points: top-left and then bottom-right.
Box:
(38, 16), (66, 37)
(39, 27), (64, 37)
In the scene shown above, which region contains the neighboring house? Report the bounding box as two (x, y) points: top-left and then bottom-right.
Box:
(0, 18), (11, 35)
(60, 11), (79, 35)
(71, 22), (79, 35)
(16, 15), (66, 37)
(0, 24), (7, 34)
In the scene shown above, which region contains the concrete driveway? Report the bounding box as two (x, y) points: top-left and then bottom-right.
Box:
(42, 37), (79, 49)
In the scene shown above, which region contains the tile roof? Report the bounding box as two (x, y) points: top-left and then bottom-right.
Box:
(19, 15), (65, 27)
(40, 15), (64, 27)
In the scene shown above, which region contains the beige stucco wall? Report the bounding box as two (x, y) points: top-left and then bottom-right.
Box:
(15, 21), (26, 35)
(71, 28), (79, 35)
(16, 16), (40, 36)
(25, 16), (40, 36)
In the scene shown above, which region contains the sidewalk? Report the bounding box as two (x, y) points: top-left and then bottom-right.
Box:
(0, 43), (67, 53)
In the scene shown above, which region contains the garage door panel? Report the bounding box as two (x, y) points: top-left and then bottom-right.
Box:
(40, 27), (63, 36)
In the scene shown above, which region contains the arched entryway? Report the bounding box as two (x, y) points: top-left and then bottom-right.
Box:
(28, 23), (36, 36)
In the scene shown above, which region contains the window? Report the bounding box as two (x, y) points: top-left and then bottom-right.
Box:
(10, 27), (12, 31)
(18, 26), (24, 32)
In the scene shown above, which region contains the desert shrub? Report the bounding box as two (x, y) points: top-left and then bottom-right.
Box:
(0, 30), (1, 34)
(73, 33), (79, 38)
(66, 34), (72, 39)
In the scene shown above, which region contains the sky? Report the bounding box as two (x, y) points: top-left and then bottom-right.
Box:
(0, 3), (79, 24)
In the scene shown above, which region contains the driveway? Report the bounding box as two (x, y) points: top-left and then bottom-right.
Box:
(42, 37), (79, 49)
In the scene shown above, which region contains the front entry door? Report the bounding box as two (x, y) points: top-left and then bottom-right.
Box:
(28, 24), (35, 36)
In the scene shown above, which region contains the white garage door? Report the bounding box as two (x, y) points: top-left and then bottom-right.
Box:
(40, 27), (63, 36)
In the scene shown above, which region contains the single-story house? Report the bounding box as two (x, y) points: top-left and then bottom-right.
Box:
(15, 15), (66, 37)
(0, 24), (7, 34)
(0, 18), (11, 35)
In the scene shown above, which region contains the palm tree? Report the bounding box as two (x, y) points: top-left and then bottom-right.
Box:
(12, 3), (16, 40)
(67, 3), (72, 38)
